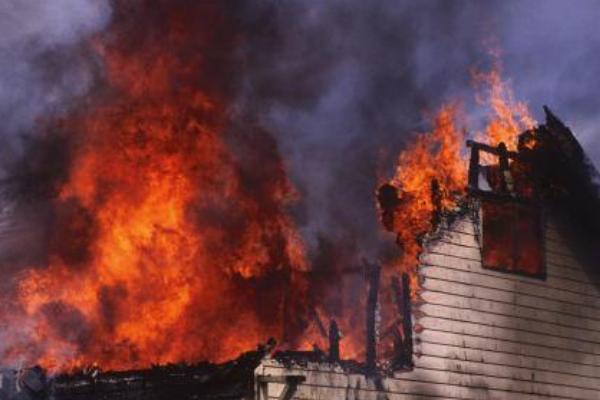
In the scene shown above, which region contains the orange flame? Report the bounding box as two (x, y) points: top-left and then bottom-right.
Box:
(473, 66), (536, 150)
(383, 62), (535, 297)
(389, 104), (468, 273)
(3, 2), (313, 371)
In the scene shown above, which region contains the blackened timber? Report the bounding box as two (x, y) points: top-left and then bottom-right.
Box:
(378, 183), (402, 233)
(400, 273), (414, 369)
(392, 273), (414, 370)
(466, 139), (540, 205)
(466, 140), (521, 160)
(281, 263), (292, 345)
(312, 309), (327, 339)
(365, 262), (382, 372)
(50, 347), (268, 400)
(328, 319), (340, 362)
(468, 141), (481, 191)
(431, 178), (442, 228)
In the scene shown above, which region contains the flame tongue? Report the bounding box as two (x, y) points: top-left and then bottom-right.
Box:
(388, 104), (468, 270)
(380, 64), (535, 296)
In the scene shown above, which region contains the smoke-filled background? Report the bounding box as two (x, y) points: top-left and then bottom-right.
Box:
(0, 0), (110, 287)
(234, 0), (600, 260)
(0, 0), (599, 367)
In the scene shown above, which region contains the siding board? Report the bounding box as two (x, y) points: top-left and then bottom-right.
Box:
(421, 267), (600, 307)
(418, 329), (600, 368)
(421, 251), (600, 298)
(417, 343), (600, 381)
(419, 291), (600, 333)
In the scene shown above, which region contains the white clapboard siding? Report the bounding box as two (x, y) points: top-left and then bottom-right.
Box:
(419, 316), (600, 356)
(424, 233), (600, 295)
(417, 340), (600, 380)
(419, 291), (600, 337)
(421, 265), (600, 309)
(258, 361), (593, 400)
(422, 276), (600, 322)
(424, 245), (594, 287)
(256, 212), (600, 399)
(418, 329), (600, 368)
(421, 255), (600, 301)
(413, 355), (600, 392)
(418, 302), (600, 344)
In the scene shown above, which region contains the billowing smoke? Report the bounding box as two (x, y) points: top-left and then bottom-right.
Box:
(0, 0), (111, 267)
(0, 0), (110, 269)
(234, 0), (600, 266)
(0, 0), (111, 157)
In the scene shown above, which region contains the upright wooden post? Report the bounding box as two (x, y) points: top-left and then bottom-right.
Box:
(498, 142), (514, 193)
(365, 262), (381, 371)
(392, 273), (414, 370)
(468, 141), (481, 191)
(431, 178), (442, 227)
(328, 319), (340, 362)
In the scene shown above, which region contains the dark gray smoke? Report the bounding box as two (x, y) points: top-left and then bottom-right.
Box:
(234, 0), (600, 264)
(0, 0), (111, 165)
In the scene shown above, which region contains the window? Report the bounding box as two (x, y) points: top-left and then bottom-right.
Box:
(468, 140), (545, 278)
(481, 199), (545, 277)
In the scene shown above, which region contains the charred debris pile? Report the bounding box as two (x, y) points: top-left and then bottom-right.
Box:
(2, 344), (271, 400)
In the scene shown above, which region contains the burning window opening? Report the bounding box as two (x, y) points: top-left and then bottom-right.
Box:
(467, 139), (546, 278)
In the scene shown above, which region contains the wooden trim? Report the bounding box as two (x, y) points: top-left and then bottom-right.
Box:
(466, 140), (521, 160)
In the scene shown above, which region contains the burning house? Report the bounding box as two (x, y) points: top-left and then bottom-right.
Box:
(2, 104), (599, 399)
(2, 1), (600, 400)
